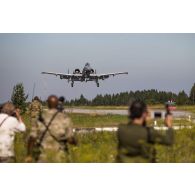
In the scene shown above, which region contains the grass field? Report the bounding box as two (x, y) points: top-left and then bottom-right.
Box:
(15, 127), (195, 163)
(68, 113), (128, 128)
(13, 112), (195, 163)
(65, 106), (128, 110)
(68, 113), (194, 128)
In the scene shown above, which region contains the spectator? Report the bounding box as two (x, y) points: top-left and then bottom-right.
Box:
(117, 100), (174, 163)
(0, 102), (26, 163)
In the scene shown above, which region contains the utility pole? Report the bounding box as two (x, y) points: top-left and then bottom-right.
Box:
(32, 83), (36, 101)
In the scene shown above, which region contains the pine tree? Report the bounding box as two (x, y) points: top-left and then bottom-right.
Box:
(177, 90), (189, 105)
(11, 83), (28, 113)
(189, 83), (195, 104)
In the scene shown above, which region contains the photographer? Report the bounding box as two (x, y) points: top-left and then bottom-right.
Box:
(0, 102), (26, 163)
(117, 100), (174, 163)
(0, 104), (3, 113)
(57, 96), (65, 112)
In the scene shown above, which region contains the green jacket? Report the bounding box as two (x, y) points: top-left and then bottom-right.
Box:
(117, 123), (174, 163)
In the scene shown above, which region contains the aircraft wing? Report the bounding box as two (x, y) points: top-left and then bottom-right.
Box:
(90, 72), (128, 80)
(41, 72), (81, 79)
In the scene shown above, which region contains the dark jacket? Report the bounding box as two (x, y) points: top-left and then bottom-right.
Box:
(117, 123), (174, 163)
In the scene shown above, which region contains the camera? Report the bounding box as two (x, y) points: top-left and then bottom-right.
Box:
(11, 111), (17, 118)
(154, 112), (162, 119)
(0, 104), (3, 113)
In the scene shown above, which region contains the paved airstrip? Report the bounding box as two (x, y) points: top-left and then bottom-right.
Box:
(65, 108), (193, 119)
(65, 108), (195, 132)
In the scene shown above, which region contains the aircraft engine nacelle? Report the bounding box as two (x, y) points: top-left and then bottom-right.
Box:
(90, 69), (95, 74)
(74, 69), (81, 74)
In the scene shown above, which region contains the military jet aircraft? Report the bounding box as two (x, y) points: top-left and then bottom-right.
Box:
(42, 63), (128, 87)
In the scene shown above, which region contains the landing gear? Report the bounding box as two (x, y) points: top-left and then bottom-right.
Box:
(71, 82), (74, 87)
(95, 79), (100, 87)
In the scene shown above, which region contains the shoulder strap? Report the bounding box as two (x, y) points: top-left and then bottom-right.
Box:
(38, 111), (59, 145)
(0, 116), (9, 127)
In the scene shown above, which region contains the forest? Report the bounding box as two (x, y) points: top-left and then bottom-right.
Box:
(65, 83), (195, 106)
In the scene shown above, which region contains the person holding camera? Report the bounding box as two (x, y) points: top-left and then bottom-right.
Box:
(0, 102), (26, 163)
(117, 100), (174, 163)
(57, 96), (65, 112)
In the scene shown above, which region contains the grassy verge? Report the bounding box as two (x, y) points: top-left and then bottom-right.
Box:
(68, 113), (194, 128)
(13, 112), (195, 163)
(15, 127), (195, 163)
(156, 127), (195, 162)
(65, 106), (128, 110)
(68, 113), (128, 128)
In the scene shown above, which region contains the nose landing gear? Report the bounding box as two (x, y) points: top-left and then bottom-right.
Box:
(96, 81), (100, 87)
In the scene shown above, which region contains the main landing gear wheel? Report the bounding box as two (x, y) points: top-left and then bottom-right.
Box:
(71, 83), (74, 87)
(97, 83), (100, 87)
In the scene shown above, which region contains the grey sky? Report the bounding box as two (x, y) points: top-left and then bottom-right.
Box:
(0, 33), (195, 102)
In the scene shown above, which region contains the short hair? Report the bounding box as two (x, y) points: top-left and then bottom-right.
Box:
(1, 102), (16, 116)
(59, 96), (65, 103)
(129, 100), (147, 120)
(33, 96), (39, 101)
(0, 104), (3, 113)
(47, 95), (58, 109)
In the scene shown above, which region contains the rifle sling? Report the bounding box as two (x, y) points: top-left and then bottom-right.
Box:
(38, 111), (59, 146)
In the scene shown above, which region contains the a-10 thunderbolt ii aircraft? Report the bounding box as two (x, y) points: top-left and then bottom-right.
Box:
(42, 63), (128, 87)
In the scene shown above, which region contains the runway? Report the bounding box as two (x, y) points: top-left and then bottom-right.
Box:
(65, 108), (193, 119)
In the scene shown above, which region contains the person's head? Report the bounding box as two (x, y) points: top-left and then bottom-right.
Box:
(59, 96), (65, 103)
(33, 96), (39, 101)
(47, 95), (58, 109)
(129, 100), (148, 125)
(165, 103), (169, 110)
(0, 104), (3, 113)
(1, 102), (16, 116)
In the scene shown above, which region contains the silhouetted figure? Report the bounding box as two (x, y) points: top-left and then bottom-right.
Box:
(117, 100), (174, 163)
(57, 96), (65, 112)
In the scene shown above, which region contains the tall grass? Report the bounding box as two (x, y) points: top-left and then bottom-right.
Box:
(14, 127), (195, 163)
(156, 127), (195, 163)
(13, 113), (195, 163)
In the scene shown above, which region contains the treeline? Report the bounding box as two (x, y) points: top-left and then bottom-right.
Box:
(65, 83), (195, 106)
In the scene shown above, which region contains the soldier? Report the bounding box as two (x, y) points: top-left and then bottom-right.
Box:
(29, 96), (42, 138)
(57, 96), (65, 112)
(26, 95), (76, 163)
(117, 100), (174, 163)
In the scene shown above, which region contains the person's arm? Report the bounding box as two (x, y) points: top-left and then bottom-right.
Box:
(13, 109), (26, 132)
(62, 117), (77, 145)
(149, 115), (174, 145)
(39, 103), (43, 113)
